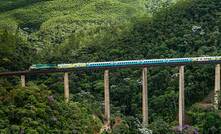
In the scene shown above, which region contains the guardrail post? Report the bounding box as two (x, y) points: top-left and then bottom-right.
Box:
(179, 66), (185, 131)
(214, 64), (220, 110)
(142, 67), (148, 127)
(64, 72), (69, 103)
(104, 70), (110, 129)
(21, 75), (25, 87)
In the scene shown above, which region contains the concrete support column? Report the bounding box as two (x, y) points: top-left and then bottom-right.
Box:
(179, 66), (185, 131)
(64, 72), (69, 103)
(104, 70), (110, 128)
(214, 64), (220, 110)
(142, 67), (148, 127)
(21, 75), (25, 87)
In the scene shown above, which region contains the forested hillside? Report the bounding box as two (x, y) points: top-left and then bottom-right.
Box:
(1, 0), (221, 133)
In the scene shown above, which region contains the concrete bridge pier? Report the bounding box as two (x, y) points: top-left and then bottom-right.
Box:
(104, 70), (110, 129)
(179, 66), (185, 131)
(142, 67), (148, 127)
(64, 72), (69, 103)
(21, 75), (25, 87)
(214, 64), (220, 110)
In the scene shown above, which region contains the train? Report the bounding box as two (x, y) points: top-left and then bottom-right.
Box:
(30, 56), (221, 70)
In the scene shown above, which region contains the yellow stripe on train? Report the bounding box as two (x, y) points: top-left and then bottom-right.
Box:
(58, 63), (87, 68)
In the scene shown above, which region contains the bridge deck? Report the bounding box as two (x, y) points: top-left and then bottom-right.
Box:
(1, 60), (221, 77)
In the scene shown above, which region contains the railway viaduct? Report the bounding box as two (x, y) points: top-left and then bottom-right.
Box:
(0, 56), (221, 131)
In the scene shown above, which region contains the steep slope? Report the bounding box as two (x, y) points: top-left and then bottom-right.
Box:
(0, 0), (147, 47)
(0, 0), (179, 48)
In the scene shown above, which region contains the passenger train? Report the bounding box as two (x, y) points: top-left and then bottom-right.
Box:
(30, 56), (221, 70)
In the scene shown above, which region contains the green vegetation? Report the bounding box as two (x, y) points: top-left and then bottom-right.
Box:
(0, 83), (102, 133)
(1, 0), (221, 133)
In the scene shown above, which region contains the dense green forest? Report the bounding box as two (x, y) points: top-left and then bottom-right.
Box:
(1, 0), (221, 133)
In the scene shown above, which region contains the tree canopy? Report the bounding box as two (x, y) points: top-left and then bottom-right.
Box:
(0, 0), (221, 133)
